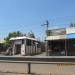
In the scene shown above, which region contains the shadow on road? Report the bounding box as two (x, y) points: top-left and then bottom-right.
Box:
(30, 73), (44, 75)
(0, 71), (45, 75)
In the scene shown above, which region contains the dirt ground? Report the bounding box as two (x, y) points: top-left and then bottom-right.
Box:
(0, 63), (75, 75)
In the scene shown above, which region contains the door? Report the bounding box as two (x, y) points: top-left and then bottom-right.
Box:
(15, 44), (21, 54)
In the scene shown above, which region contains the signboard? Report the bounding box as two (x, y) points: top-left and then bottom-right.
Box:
(14, 40), (22, 44)
(47, 28), (66, 36)
(66, 34), (75, 39)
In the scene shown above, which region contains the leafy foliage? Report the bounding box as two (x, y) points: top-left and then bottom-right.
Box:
(70, 23), (75, 27)
(27, 31), (35, 38)
(4, 31), (23, 48)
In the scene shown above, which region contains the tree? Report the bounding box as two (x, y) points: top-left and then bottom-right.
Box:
(27, 31), (35, 38)
(16, 31), (23, 36)
(70, 23), (75, 27)
(4, 31), (23, 48)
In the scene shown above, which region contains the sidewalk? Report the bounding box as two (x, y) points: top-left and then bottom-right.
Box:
(35, 52), (46, 56)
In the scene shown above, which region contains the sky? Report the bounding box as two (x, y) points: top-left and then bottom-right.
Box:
(0, 0), (75, 40)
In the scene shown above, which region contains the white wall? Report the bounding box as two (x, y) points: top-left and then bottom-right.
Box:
(46, 35), (66, 40)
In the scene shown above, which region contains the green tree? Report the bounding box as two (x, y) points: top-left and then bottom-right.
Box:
(70, 23), (75, 27)
(4, 31), (23, 48)
(27, 31), (35, 38)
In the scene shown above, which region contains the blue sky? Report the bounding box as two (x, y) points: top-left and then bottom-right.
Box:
(0, 0), (75, 40)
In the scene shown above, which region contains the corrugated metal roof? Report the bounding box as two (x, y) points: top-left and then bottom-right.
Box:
(10, 36), (37, 41)
(0, 39), (5, 43)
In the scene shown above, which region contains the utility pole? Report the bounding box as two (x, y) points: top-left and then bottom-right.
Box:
(41, 20), (49, 32)
(41, 20), (49, 56)
(41, 20), (49, 38)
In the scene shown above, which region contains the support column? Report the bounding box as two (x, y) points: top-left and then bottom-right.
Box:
(21, 44), (25, 55)
(31, 41), (33, 55)
(65, 39), (67, 56)
(12, 45), (16, 55)
(25, 39), (26, 55)
(27, 63), (31, 74)
(47, 41), (52, 56)
(49, 41), (52, 56)
(35, 42), (37, 54)
(45, 41), (48, 56)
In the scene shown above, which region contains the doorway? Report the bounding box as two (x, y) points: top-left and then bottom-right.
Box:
(48, 40), (65, 56)
(15, 44), (21, 54)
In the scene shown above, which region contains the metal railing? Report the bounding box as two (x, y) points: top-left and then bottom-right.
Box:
(0, 56), (75, 74)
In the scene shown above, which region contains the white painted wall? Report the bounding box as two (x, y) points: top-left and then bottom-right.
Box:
(21, 44), (25, 55)
(46, 35), (66, 40)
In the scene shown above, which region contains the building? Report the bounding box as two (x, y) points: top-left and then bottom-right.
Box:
(45, 27), (75, 56)
(10, 36), (41, 56)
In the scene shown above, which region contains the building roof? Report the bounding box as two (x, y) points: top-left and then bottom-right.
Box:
(10, 36), (37, 41)
(0, 39), (5, 43)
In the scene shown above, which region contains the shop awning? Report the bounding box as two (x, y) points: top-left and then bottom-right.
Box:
(46, 35), (66, 40)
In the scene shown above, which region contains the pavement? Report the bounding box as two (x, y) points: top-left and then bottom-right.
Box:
(34, 52), (46, 56)
(0, 52), (46, 56)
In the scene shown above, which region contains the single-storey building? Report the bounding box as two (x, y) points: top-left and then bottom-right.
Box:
(10, 36), (41, 56)
(45, 27), (75, 56)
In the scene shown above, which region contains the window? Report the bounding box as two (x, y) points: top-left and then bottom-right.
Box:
(22, 39), (24, 44)
(26, 39), (32, 46)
